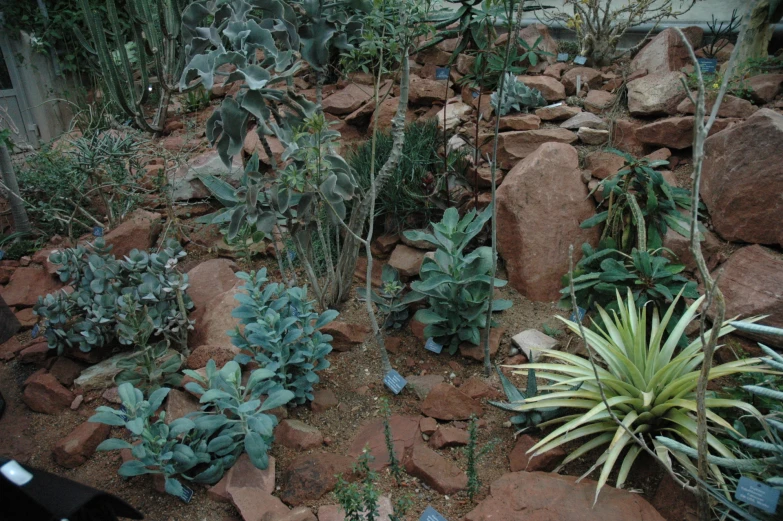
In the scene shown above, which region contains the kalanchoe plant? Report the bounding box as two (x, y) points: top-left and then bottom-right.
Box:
(228, 269), (337, 405)
(405, 205), (512, 354)
(491, 73), (547, 116)
(183, 360), (294, 471)
(489, 367), (573, 433)
(90, 383), (226, 499)
(581, 148), (697, 253)
(34, 238), (193, 354)
(357, 264), (423, 329)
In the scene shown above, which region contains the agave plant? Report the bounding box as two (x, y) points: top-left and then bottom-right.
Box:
(505, 290), (770, 503)
(489, 367), (573, 433)
(490, 73), (547, 116)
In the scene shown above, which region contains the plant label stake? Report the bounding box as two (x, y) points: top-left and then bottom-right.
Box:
(575, 75), (582, 95)
(435, 67), (450, 80)
(557, 53), (569, 62)
(697, 58), (717, 74)
(93, 226), (104, 238)
(472, 91), (479, 99)
(735, 476), (779, 514)
(570, 306), (586, 323)
(574, 56), (587, 65)
(543, 102), (563, 109)
(287, 249), (296, 261)
(383, 369), (407, 395)
(425, 338), (443, 354)
(420, 506), (448, 521)
(31, 323), (40, 339)
(179, 485), (194, 504)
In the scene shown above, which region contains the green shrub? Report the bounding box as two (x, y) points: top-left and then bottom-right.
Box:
(229, 269), (337, 405)
(33, 238), (193, 354)
(406, 205), (512, 354)
(357, 264), (423, 329)
(350, 121), (443, 231)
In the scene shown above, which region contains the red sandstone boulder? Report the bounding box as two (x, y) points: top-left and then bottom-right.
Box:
(630, 26), (703, 75)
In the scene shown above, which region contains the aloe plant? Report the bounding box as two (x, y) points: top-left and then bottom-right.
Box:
(406, 205), (512, 354)
(357, 264), (423, 329)
(507, 289), (770, 503)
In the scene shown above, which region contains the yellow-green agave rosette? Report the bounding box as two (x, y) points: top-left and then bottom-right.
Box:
(501, 289), (775, 504)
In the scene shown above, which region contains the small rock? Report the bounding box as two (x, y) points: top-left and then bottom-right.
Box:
(209, 454), (276, 503)
(320, 322), (371, 352)
(428, 426), (469, 449)
(511, 330), (558, 362)
(403, 444), (467, 494)
(498, 114), (541, 131)
(419, 416), (438, 436)
(348, 415), (423, 470)
(560, 111), (607, 130)
(627, 72), (687, 116)
(407, 374), (445, 400)
(23, 372), (75, 414)
(1, 266), (62, 307)
(53, 421), (111, 468)
(17, 340), (51, 367)
(279, 453), (356, 505)
(322, 84), (374, 115)
(229, 487), (290, 521)
(388, 244), (426, 279)
(420, 383), (483, 421)
(561, 67), (603, 95)
(584, 90), (616, 114)
(1, 337), (29, 362)
(70, 395), (84, 410)
(517, 75), (565, 101)
(535, 104), (581, 121)
(458, 327), (504, 361)
(49, 357), (85, 387)
(73, 351), (140, 391)
(311, 389), (339, 413)
(164, 389), (200, 424)
(276, 420), (324, 451)
(459, 377), (502, 400)
(508, 434), (565, 472)
(577, 127), (610, 145)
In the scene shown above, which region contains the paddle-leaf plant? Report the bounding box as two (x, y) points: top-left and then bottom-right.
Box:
(406, 205), (512, 354)
(505, 290), (770, 503)
(357, 264), (424, 329)
(229, 269), (337, 405)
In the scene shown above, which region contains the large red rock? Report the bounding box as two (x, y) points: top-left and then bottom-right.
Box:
(189, 285), (242, 347)
(320, 321), (370, 352)
(747, 74), (783, 104)
(387, 244), (426, 279)
(663, 227), (725, 273)
(535, 104), (581, 121)
(420, 383), (482, 420)
(712, 245), (783, 348)
(229, 487), (290, 521)
(279, 453), (355, 505)
(348, 415), (422, 470)
(482, 129), (578, 170)
(496, 143), (599, 301)
(518, 75), (565, 101)
(0, 337), (26, 361)
(561, 67), (603, 96)
(186, 259), (238, 319)
(508, 434), (565, 472)
(676, 93), (758, 119)
(631, 26), (703, 75)
(408, 75), (454, 105)
(22, 372), (74, 414)
(702, 109), (783, 246)
(636, 117), (738, 149)
(464, 472), (665, 521)
(0, 267), (62, 307)
(498, 114), (541, 131)
(428, 426), (468, 449)
(611, 119), (645, 156)
(53, 421), (111, 468)
(209, 454), (276, 503)
(627, 72), (687, 116)
(103, 209), (162, 258)
(403, 444), (467, 494)
(322, 84), (374, 115)
(651, 474), (698, 521)
(276, 420), (323, 450)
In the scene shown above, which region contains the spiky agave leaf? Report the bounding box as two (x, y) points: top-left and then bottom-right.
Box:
(504, 288), (772, 503)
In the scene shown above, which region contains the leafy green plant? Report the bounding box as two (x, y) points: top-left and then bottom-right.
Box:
(228, 269), (336, 405)
(182, 86), (211, 114)
(466, 415), (480, 501)
(702, 9), (740, 60)
(490, 73), (547, 116)
(561, 243), (698, 344)
(357, 265), (423, 329)
(542, 324), (563, 337)
(34, 238), (193, 354)
(379, 397), (404, 485)
(406, 205), (512, 354)
(507, 290), (770, 502)
(184, 360), (294, 471)
(460, 34), (552, 92)
(335, 450), (381, 521)
(582, 148), (695, 253)
(115, 341), (184, 392)
(489, 367), (573, 433)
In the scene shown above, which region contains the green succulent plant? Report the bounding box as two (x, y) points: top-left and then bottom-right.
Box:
(489, 367), (574, 433)
(490, 72), (547, 116)
(34, 238), (193, 354)
(229, 269), (336, 405)
(506, 290), (770, 503)
(406, 205), (512, 354)
(115, 340), (184, 392)
(357, 264), (424, 329)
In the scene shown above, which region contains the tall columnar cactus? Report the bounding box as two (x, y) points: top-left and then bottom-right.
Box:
(75, 0), (188, 133)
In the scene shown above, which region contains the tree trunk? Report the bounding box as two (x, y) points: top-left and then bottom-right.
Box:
(0, 295), (21, 345)
(0, 143), (31, 234)
(735, 0), (774, 64)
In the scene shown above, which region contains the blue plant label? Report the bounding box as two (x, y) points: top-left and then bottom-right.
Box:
(420, 506), (448, 521)
(119, 405), (129, 422)
(574, 56), (588, 65)
(31, 323), (40, 339)
(179, 485), (194, 504)
(383, 369), (407, 395)
(0, 250), (4, 261)
(697, 58), (718, 74)
(425, 338), (443, 354)
(736, 476), (779, 514)
(570, 306), (587, 323)
(557, 53), (569, 62)
(92, 226), (104, 237)
(472, 91), (479, 98)
(287, 249), (296, 261)
(435, 67), (450, 80)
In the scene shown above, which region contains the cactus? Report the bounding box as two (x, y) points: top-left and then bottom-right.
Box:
(75, 0), (188, 133)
